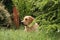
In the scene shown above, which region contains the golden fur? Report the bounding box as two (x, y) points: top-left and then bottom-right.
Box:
(22, 16), (39, 32)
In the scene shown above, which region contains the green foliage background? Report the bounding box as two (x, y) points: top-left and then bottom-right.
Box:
(12, 0), (59, 25)
(12, 0), (59, 23)
(12, 0), (60, 36)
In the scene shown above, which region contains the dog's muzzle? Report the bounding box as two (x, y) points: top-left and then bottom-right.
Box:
(21, 21), (27, 26)
(21, 21), (24, 25)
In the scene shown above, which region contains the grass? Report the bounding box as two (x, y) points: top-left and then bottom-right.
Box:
(0, 25), (60, 40)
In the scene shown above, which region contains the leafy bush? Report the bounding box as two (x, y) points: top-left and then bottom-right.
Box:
(12, 0), (59, 31)
(12, 0), (59, 22)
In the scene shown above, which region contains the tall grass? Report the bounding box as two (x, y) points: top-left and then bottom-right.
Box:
(0, 24), (60, 40)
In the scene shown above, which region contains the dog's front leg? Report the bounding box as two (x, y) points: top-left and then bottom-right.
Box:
(24, 26), (27, 32)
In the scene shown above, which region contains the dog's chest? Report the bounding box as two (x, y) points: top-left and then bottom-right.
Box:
(25, 23), (39, 32)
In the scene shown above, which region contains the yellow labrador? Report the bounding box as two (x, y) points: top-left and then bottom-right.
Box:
(22, 16), (39, 32)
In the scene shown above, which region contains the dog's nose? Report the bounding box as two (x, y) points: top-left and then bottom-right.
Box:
(21, 21), (24, 25)
(21, 21), (23, 23)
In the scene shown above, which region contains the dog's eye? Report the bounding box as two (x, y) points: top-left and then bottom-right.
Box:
(25, 19), (27, 20)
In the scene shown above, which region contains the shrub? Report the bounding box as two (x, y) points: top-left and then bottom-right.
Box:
(12, 0), (59, 31)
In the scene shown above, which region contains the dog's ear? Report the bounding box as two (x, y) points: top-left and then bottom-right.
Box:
(29, 16), (34, 22)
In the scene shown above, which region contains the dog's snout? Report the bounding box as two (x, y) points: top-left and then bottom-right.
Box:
(21, 21), (23, 23)
(21, 21), (24, 25)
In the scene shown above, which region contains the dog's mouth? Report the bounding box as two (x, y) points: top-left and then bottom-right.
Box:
(24, 25), (27, 26)
(22, 23), (28, 26)
(21, 21), (27, 26)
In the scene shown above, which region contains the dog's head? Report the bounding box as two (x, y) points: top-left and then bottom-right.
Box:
(21, 16), (34, 26)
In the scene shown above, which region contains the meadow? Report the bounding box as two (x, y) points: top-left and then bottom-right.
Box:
(0, 24), (60, 40)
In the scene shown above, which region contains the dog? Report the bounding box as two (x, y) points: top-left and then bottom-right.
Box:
(21, 16), (39, 32)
